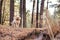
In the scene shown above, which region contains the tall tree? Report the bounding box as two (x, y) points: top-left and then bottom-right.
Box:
(31, 0), (35, 27)
(20, 0), (26, 28)
(0, 0), (3, 24)
(39, 0), (45, 27)
(23, 0), (26, 28)
(36, 0), (39, 28)
(10, 0), (14, 25)
(2, 0), (6, 25)
(20, 0), (23, 27)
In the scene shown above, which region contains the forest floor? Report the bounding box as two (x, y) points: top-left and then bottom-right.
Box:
(0, 25), (60, 40)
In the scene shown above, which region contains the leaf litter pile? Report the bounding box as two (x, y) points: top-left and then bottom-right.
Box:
(0, 25), (60, 40)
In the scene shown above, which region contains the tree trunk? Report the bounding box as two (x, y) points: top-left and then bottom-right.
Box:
(0, 0), (3, 24)
(2, 0), (5, 25)
(23, 0), (26, 28)
(20, 0), (23, 27)
(39, 0), (45, 27)
(31, 0), (35, 27)
(36, 0), (39, 28)
(10, 0), (14, 25)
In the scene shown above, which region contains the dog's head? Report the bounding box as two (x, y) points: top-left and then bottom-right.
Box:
(16, 17), (21, 21)
(13, 16), (21, 21)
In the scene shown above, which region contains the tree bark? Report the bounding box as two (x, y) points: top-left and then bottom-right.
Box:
(10, 0), (14, 25)
(39, 0), (45, 27)
(31, 0), (35, 27)
(23, 0), (26, 28)
(20, 0), (23, 27)
(0, 0), (3, 24)
(36, 0), (39, 28)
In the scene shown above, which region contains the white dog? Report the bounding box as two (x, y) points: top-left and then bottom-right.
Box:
(11, 16), (21, 28)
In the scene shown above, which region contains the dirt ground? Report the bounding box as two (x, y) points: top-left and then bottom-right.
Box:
(0, 25), (60, 40)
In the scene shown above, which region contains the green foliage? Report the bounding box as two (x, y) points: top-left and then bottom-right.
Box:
(26, 10), (31, 28)
(54, 0), (60, 19)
